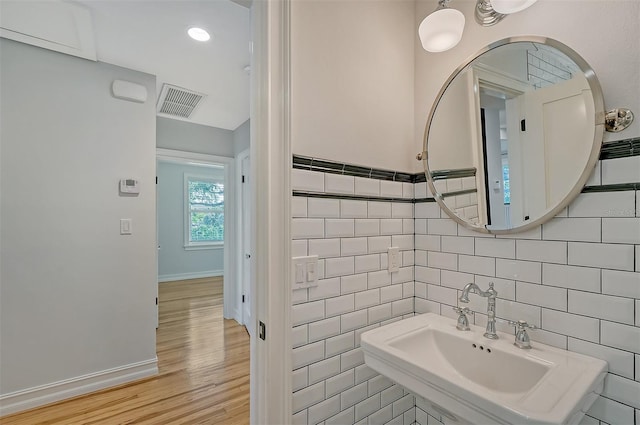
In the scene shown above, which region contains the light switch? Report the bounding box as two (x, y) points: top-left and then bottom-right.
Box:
(307, 261), (316, 282)
(120, 218), (132, 235)
(291, 255), (319, 290)
(295, 263), (305, 283)
(388, 247), (400, 273)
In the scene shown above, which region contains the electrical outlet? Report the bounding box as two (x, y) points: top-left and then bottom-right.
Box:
(388, 247), (400, 273)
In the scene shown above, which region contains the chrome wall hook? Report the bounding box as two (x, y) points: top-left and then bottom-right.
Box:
(605, 108), (634, 132)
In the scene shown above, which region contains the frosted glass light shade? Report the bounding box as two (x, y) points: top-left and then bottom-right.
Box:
(418, 8), (465, 53)
(490, 0), (538, 14)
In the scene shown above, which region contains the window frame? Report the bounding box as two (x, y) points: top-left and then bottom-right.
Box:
(184, 173), (225, 250)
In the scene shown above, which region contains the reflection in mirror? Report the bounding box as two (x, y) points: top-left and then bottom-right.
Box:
(425, 38), (603, 233)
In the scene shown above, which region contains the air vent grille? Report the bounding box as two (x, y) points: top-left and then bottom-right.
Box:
(156, 84), (206, 119)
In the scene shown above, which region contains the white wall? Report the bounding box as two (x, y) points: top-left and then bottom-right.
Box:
(414, 5), (640, 423)
(287, 1), (640, 424)
(0, 39), (157, 409)
(156, 117), (235, 158)
(414, 0), (640, 173)
(291, 0), (416, 173)
(157, 161), (225, 281)
(427, 69), (475, 171)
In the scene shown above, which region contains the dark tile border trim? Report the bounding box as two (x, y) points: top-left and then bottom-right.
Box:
(292, 191), (413, 203)
(414, 174), (428, 184)
(599, 137), (640, 160)
(294, 136), (638, 185)
(292, 191), (436, 203)
(431, 168), (476, 181)
(582, 183), (640, 193)
(441, 188), (478, 198)
(293, 155), (414, 183)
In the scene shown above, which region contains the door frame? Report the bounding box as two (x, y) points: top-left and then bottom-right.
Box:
(235, 148), (250, 329)
(156, 148), (236, 320)
(250, 0), (292, 422)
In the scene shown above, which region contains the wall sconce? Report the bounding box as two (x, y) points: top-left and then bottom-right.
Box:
(419, 0), (539, 52)
(418, 0), (465, 53)
(475, 0), (538, 26)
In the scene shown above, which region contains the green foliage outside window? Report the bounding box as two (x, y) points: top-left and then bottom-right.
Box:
(188, 180), (224, 243)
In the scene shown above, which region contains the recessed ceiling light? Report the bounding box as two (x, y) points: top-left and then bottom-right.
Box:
(187, 27), (210, 42)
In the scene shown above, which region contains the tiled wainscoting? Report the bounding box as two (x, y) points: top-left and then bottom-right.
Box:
(291, 138), (639, 425)
(291, 169), (417, 425)
(432, 174), (479, 225)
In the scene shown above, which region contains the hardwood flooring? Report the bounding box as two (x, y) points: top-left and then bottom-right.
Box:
(1, 277), (250, 425)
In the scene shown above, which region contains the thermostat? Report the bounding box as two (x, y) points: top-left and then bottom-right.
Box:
(119, 179), (140, 194)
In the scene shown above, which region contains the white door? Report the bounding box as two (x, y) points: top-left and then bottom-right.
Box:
(505, 97), (524, 227)
(241, 154), (252, 335)
(515, 77), (593, 220)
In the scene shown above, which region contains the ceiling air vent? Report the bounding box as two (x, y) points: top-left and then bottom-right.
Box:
(156, 84), (206, 119)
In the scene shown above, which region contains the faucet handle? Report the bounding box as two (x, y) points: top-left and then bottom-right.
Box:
(508, 320), (537, 349)
(508, 319), (538, 331)
(452, 307), (473, 331)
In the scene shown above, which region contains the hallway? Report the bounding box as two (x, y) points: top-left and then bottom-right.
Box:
(1, 277), (250, 425)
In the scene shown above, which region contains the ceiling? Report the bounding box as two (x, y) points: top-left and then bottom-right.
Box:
(78, 0), (251, 131)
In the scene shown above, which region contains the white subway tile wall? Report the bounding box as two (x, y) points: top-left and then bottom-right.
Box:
(414, 173), (640, 425)
(437, 176), (480, 223)
(292, 174), (416, 425)
(293, 153), (640, 425)
(600, 156), (640, 185)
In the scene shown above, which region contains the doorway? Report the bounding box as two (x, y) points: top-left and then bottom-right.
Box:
(156, 149), (237, 319)
(157, 160), (225, 282)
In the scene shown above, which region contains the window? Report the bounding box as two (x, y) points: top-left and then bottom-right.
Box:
(502, 158), (511, 205)
(185, 175), (224, 247)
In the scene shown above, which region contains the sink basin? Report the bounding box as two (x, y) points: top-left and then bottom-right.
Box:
(390, 327), (551, 394)
(361, 313), (607, 425)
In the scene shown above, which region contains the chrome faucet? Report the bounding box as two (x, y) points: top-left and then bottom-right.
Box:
(459, 282), (498, 339)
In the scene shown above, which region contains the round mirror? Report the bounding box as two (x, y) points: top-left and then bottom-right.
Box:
(423, 36), (604, 234)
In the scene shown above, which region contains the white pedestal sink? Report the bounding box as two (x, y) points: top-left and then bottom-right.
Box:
(361, 313), (607, 425)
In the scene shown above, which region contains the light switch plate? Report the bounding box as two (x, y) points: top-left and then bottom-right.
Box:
(388, 247), (400, 273)
(291, 255), (319, 290)
(120, 218), (132, 235)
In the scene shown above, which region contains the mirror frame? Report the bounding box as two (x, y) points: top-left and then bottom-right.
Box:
(422, 36), (605, 234)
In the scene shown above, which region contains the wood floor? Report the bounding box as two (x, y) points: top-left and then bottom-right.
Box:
(1, 277), (250, 425)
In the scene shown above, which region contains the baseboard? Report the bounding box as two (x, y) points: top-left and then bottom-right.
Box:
(158, 270), (223, 283)
(0, 357), (158, 417)
(233, 307), (243, 325)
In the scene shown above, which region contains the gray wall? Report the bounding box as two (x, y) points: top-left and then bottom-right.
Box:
(157, 116), (235, 157)
(157, 161), (225, 281)
(0, 39), (157, 399)
(233, 118), (250, 156)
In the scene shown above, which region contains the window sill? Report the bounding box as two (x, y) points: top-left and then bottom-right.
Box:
(184, 244), (224, 251)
